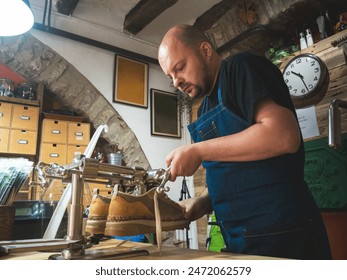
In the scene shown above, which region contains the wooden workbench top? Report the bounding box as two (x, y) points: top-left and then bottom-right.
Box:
(1, 238), (281, 260)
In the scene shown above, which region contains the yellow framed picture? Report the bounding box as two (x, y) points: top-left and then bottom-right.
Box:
(113, 55), (148, 108)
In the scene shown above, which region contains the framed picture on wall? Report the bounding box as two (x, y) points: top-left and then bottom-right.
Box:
(150, 88), (181, 138)
(113, 54), (148, 108)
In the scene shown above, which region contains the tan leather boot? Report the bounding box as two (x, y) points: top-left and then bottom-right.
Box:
(104, 187), (190, 237)
(85, 189), (111, 234)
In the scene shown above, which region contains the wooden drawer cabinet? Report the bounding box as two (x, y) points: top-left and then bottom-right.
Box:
(87, 182), (113, 197)
(39, 118), (90, 165)
(68, 122), (90, 145)
(38, 118), (90, 203)
(11, 104), (39, 130)
(0, 128), (10, 152)
(40, 143), (68, 165)
(8, 129), (37, 154)
(0, 101), (39, 155)
(67, 144), (87, 163)
(41, 119), (68, 144)
(0, 82), (44, 202)
(0, 102), (12, 127)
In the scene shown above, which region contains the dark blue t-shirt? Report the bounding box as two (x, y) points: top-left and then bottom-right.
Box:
(199, 52), (296, 124)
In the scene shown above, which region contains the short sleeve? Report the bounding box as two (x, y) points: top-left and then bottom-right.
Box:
(222, 53), (293, 124)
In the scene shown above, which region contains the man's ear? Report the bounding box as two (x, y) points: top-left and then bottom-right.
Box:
(200, 42), (212, 58)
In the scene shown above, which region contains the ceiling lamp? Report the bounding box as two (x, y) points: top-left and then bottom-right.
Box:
(0, 0), (34, 36)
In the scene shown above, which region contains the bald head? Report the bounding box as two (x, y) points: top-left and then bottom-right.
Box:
(158, 24), (222, 99)
(160, 24), (213, 50)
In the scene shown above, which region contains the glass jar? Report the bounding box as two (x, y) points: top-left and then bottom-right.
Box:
(15, 82), (36, 100)
(0, 78), (15, 97)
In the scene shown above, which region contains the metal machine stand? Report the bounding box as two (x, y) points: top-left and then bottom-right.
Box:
(0, 124), (170, 259)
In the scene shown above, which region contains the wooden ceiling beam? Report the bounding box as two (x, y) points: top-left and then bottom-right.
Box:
(193, 0), (235, 32)
(56, 0), (79, 15)
(124, 0), (178, 34)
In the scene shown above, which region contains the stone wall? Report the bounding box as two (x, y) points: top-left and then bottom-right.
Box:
(0, 33), (150, 169)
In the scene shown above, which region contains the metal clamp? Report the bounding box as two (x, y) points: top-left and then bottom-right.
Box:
(156, 166), (171, 193)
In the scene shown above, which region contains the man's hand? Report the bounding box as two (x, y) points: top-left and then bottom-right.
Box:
(166, 144), (202, 181)
(179, 188), (212, 221)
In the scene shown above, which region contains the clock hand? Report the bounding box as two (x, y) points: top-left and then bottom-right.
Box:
(301, 78), (310, 92)
(290, 71), (304, 79)
(291, 71), (309, 92)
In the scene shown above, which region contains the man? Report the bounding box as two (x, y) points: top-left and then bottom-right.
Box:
(158, 24), (331, 259)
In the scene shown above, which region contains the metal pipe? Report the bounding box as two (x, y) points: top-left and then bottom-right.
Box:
(65, 172), (84, 241)
(328, 99), (347, 149)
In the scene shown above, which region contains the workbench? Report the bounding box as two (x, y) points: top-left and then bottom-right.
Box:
(1, 238), (281, 260)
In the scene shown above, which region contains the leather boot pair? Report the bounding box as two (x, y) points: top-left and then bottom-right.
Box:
(85, 187), (190, 238)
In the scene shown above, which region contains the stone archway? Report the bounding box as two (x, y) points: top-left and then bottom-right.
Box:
(0, 32), (150, 169)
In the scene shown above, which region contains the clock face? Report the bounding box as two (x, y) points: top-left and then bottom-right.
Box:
(283, 54), (326, 98)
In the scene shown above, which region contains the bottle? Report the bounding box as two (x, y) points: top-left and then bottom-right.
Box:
(316, 15), (327, 39)
(306, 29), (314, 46)
(0, 78), (14, 97)
(299, 32), (307, 49)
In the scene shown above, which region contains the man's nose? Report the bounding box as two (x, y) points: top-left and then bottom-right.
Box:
(172, 76), (183, 89)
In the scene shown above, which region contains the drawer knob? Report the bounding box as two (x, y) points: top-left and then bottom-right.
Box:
(50, 153), (59, 158)
(51, 130), (61, 134)
(20, 115), (30, 120)
(18, 139), (28, 145)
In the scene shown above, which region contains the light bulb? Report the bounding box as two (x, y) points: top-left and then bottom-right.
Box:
(0, 0), (34, 36)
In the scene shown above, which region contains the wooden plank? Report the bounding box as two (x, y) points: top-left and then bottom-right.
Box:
(329, 65), (347, 81)
(194, 0), (235, 32)
(0, 96), (39, 106)
(124, 0), (178, 34)
(303, 29), (347, 54)
(2, 238), (284, 260)
(216, 24), (280, 55)
(318, 48), (346, 69)
(328, 75), (347, 94)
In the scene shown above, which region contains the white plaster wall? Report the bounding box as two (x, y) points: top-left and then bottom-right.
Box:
(31, 29), (198, 249)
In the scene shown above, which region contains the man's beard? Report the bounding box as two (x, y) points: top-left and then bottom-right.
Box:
(188, 85), (204, 99)
(194, 77), (214, 99)
(186, 75), (213, 99)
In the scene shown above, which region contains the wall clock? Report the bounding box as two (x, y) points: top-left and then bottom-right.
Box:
(282, 53), (328, 99)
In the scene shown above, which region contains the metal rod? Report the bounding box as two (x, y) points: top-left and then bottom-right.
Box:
(66, 173), (84, 241)
(328, 99), (347, 149)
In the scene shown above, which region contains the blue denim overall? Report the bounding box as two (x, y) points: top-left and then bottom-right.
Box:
(187, 82), (331, 259)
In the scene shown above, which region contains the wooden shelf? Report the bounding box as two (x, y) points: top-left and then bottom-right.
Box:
(0, 96), (39, 107)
